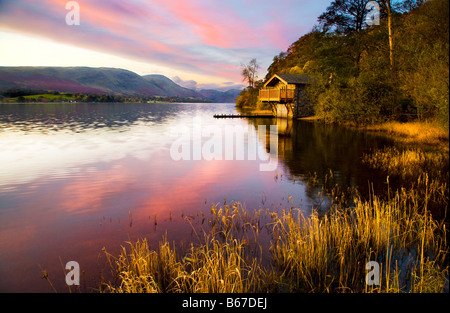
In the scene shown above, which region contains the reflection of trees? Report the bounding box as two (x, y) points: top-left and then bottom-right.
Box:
(245, 116), (395, 200)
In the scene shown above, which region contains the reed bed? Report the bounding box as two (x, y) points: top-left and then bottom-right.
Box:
(270, 189), (447, 292)
(104, 236), (265, 293)
(362, 146), (448, 180)
(103, 176), (448, 293)
(103, 203), (268, 293)
(362, 139), (448, 221)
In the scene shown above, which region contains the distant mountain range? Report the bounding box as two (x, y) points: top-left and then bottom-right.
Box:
(0, 67), (242, 103)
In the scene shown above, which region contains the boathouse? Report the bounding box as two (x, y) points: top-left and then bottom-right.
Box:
(259, 74), (313, 118)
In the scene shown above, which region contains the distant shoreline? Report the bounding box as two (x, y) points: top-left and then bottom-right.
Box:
(1, 100), (214, 105)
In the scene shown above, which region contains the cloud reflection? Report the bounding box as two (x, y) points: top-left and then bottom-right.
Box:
(0, 120), (169, 187)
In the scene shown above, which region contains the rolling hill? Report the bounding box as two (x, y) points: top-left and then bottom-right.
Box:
(0, 67), (241, 102)
(142, 74), (201, 98)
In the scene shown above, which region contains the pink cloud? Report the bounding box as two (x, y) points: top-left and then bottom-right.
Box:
(157, 0), (260, 49)
(0, 1), (191, 68)
(0, 0), (331, 83)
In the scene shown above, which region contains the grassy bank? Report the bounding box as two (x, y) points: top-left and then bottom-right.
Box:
(365, 121), (449, 150)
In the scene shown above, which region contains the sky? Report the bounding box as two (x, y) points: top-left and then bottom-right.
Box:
(0, 0), (331, 90)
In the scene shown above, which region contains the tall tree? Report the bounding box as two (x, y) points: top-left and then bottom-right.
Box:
(317, 0), (378, 76)
(318, 0), (371, 34)
(374, 0), (395, 74)
(395, 0), (426, 13)
(374, 0), (398, 114)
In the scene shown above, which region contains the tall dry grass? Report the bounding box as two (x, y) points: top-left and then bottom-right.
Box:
(103, 203), (268, 293)
(362, 121), (448, 220)
(104, 236), (266, 293)
(103, 178), (448, 293)
(362, 147), (448, 180)
(270, 185), (447, 292)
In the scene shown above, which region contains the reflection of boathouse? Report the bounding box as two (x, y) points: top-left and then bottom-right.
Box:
(259, 74), (313, 118)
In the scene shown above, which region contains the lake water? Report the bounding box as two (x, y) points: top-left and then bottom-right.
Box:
(0, 102), (393, 292)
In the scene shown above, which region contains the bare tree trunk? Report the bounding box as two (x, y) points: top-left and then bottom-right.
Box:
(386, 0), (398, 116)
(387, 0), (394, 73)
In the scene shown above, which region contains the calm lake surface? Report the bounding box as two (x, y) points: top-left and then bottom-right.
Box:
(0, 102), (394, 292)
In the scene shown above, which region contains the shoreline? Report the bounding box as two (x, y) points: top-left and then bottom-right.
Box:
(239, 104), (449, 150)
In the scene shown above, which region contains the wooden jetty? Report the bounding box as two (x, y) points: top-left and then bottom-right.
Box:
(213, 114), (274, 119)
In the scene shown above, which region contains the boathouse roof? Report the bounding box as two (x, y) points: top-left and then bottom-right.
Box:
(264, 74), (313, 88)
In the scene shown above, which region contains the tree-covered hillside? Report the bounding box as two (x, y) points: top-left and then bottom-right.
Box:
(239, 0), (449, 127)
